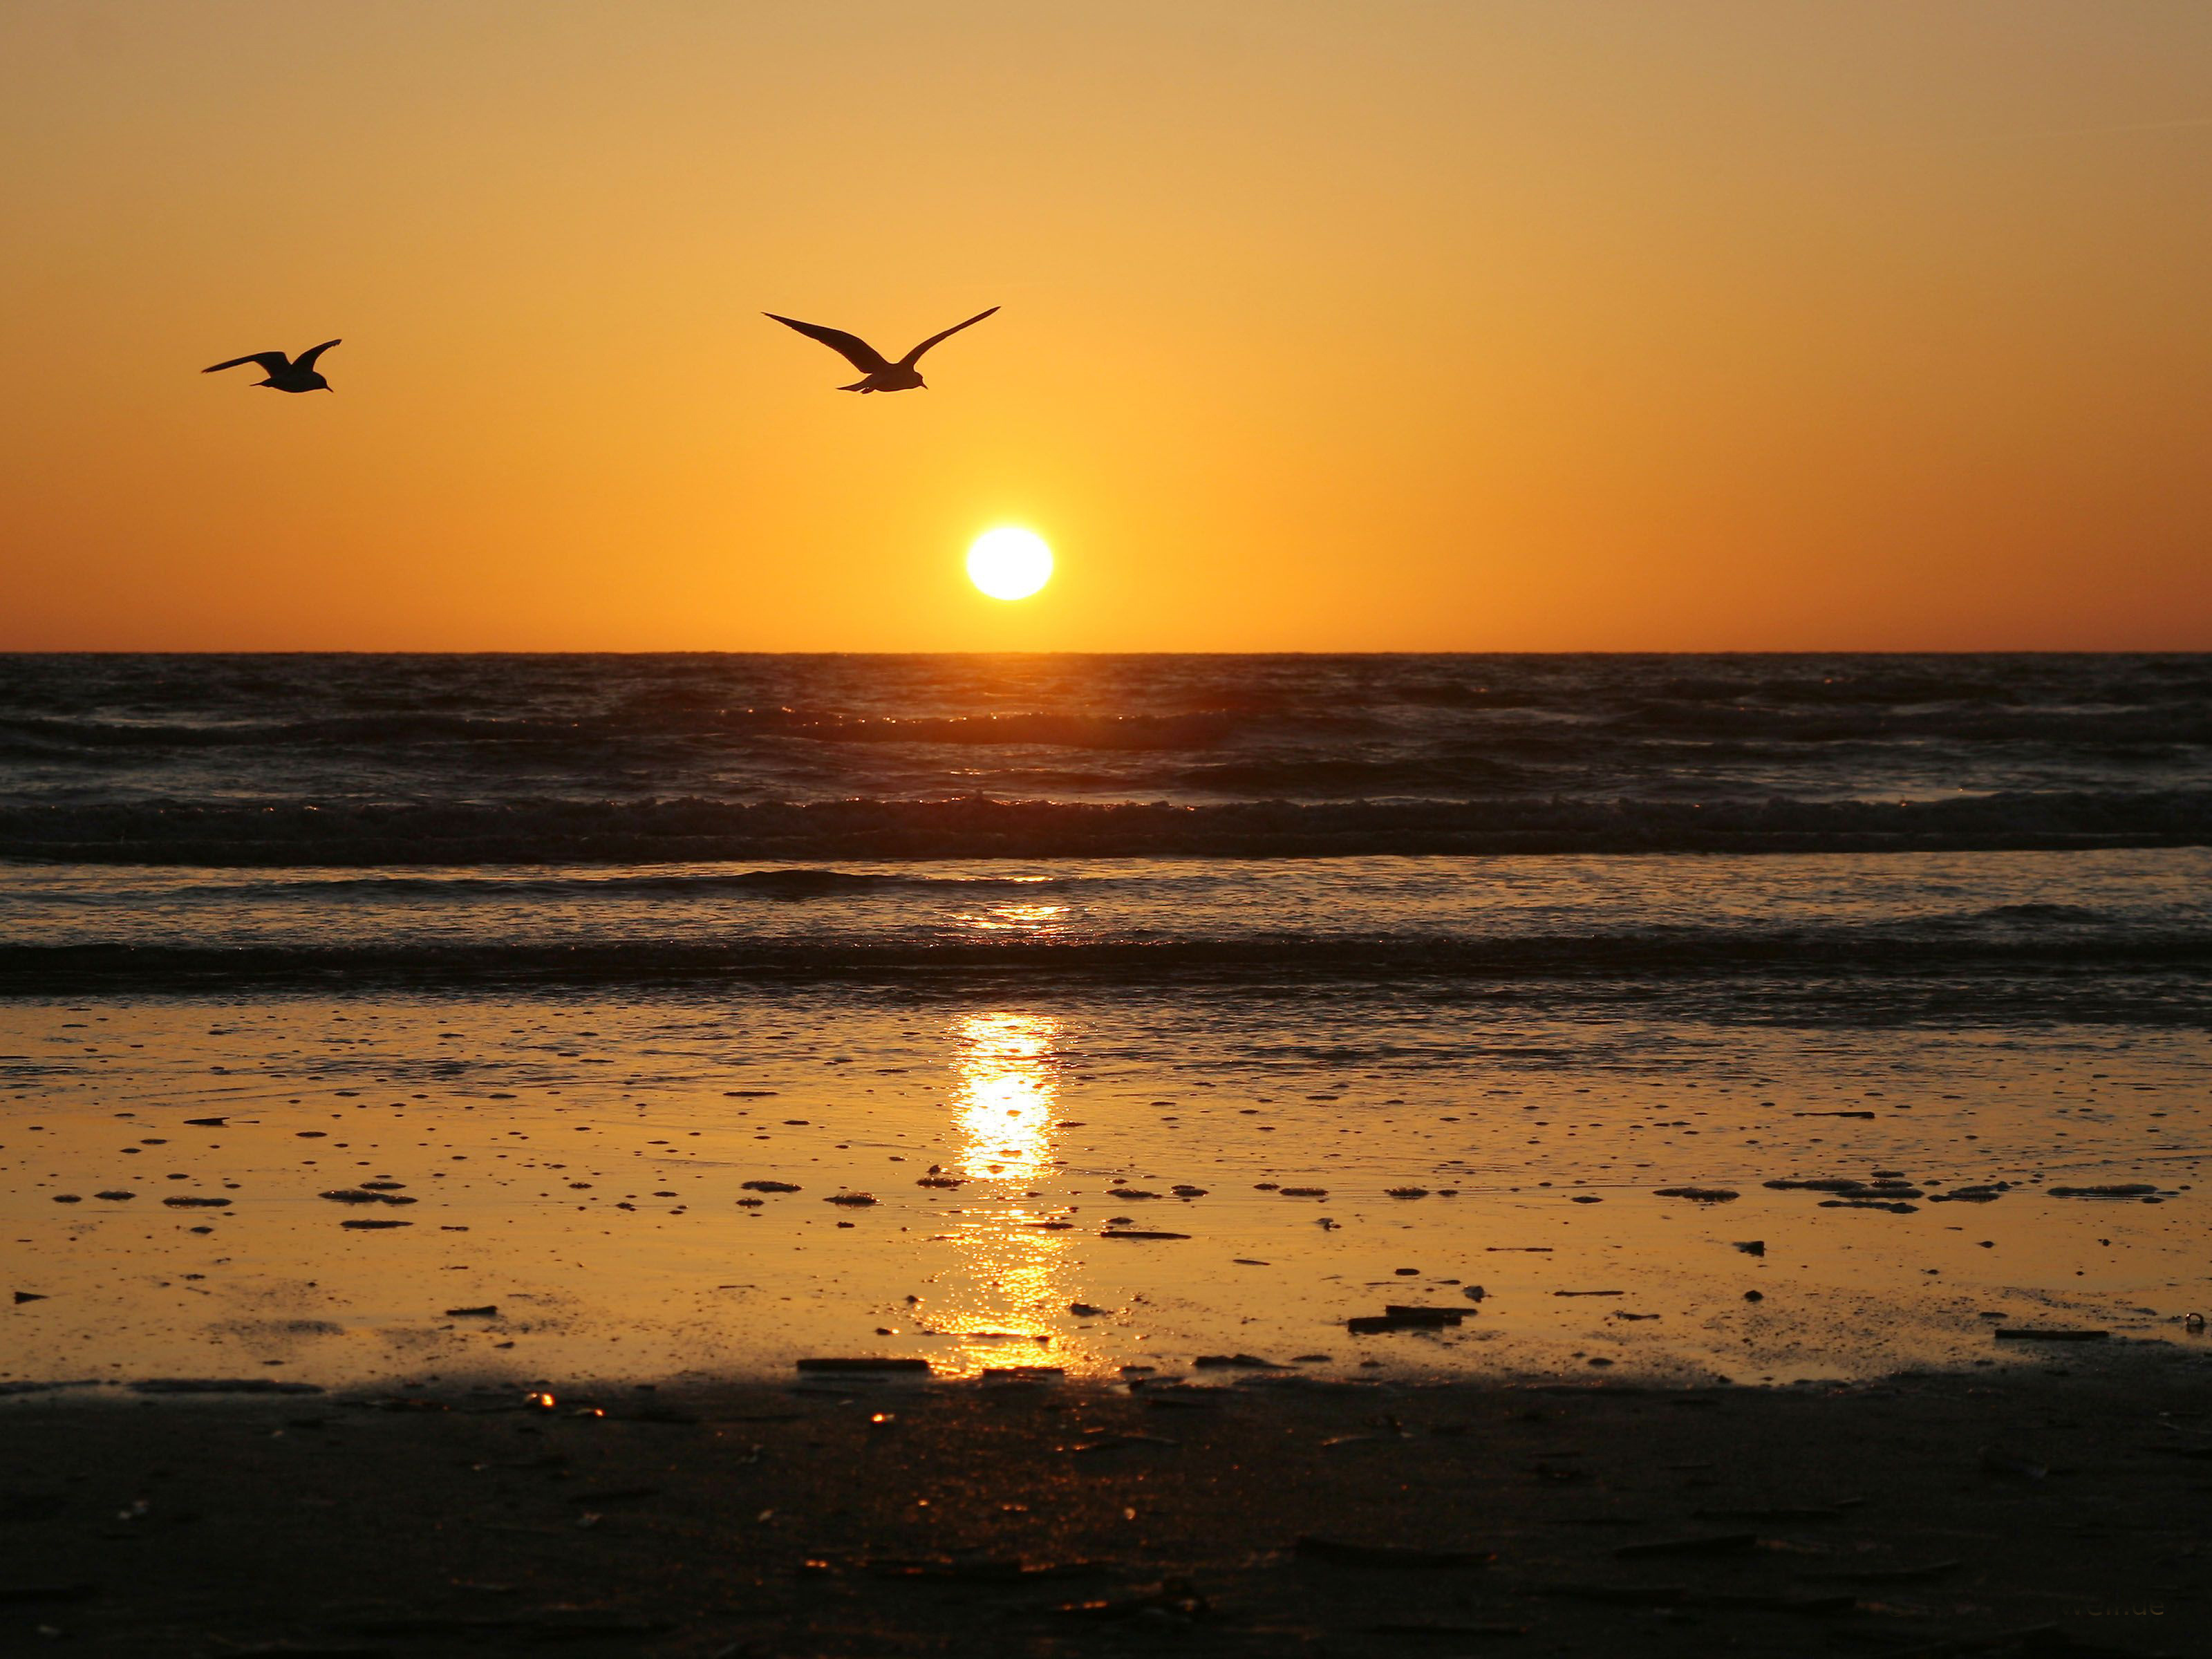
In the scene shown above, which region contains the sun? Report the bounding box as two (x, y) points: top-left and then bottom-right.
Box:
(966, 527), (1053, 601)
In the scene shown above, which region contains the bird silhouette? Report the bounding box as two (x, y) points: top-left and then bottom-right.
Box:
(202, 339), (342, 393)
(764, 307), (998, 393)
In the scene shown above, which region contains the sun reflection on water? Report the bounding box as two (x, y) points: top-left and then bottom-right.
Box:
(956, 900), (1071, 936)
(932, 1011), (1096, 1376)
(951, 1010), (1058, 1182)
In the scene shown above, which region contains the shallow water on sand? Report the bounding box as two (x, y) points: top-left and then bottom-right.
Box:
(5, 988), (2204, 1391)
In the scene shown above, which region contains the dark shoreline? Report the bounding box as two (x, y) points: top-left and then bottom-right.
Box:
(6, 1354), (2204, 1656)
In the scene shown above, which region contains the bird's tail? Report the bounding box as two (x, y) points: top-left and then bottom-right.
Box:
(838, 379), (872, 393)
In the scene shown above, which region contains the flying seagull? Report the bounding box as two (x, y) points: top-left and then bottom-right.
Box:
(201, 339), (342, 393)
(764, 307), (998, 393)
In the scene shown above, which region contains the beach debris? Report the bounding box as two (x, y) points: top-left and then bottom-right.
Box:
(162, 1196), (231, 1207)
(794, 1357), (930, 1373)
(1819, 1199), (1918, 1213)
(1795, 1110), (1875, 1119)
(1171, 1185), (1207, 1197)
(13, 1291), (47, 1304)
(1615, 1533), (1757, 1559)
(1192, 1353), (1282, 1369)
(1743, 1290), (1765, 1302)
(444, 1306), (498, 1318)
(1553, 1290), (1624, 1297)
(1385, 1188), (1430, 1199)
(1279, 1187), (1329, 1198)
(825, 1192), (877, 1206)
(1099, 1228), (1190, 1240)
(93, 1191), (135, 1201)
(1106, 1188), (1159, 1199)
(1068, 1302), (1109, 1317)
(741, 1180), (800, 1193)
(1994, 1327), (2108, 1342)
(1763, 1179), (1869, 1193)
(915, 1176), (962, 1188)
(50, 1194), (82, 1203)
(1295, 1536), (1494, 1568)
(340, 1219), (412, 1230)
(1734, 1240), (1765, 1255)
(182, 1117), (227, 1127)
(1929, 1185), (2004, 1203)
(2047, 1183), (2157, 1199)
(1461, 1285), (1486, 1301)
(1349, 1309), (1461, 1333)
(129, 1378), (324, 1395)
(319, 1189), (415, 1206)
(981, 1367), (1065, 1385)
(1653, 1188), (1738, 1203)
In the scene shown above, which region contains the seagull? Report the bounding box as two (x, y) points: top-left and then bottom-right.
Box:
(764, 307), (998, 393)
(201, 339), (342, 393)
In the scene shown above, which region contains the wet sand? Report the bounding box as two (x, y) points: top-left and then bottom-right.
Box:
(5, 992), (2206, 1390)
(4, 1354), (2207, 1656)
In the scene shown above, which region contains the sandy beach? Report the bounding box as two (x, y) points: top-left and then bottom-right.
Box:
(6, 1356), (2206, 1656)
(4, 983), (2204, 1391)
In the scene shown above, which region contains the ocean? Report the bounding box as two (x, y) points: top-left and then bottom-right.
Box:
(2, 653), (2206, 1387)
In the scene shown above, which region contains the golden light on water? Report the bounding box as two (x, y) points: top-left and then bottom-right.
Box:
(930, 1009), (1090, 1376)
(965, 528), (1053, 601)
(950, 1011), (1058, 1183)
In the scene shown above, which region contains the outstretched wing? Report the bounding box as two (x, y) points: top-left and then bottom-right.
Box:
(899, 306), (999, 367)
(765, 314), (890, 374)
(294, 339), (342, 371)
(203, 351), (292, 375)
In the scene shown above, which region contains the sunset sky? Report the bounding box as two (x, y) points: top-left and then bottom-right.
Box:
(3, 1), (2207, 652)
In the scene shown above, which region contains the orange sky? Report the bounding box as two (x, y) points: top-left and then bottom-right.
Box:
(2, 1), (2208, 651)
